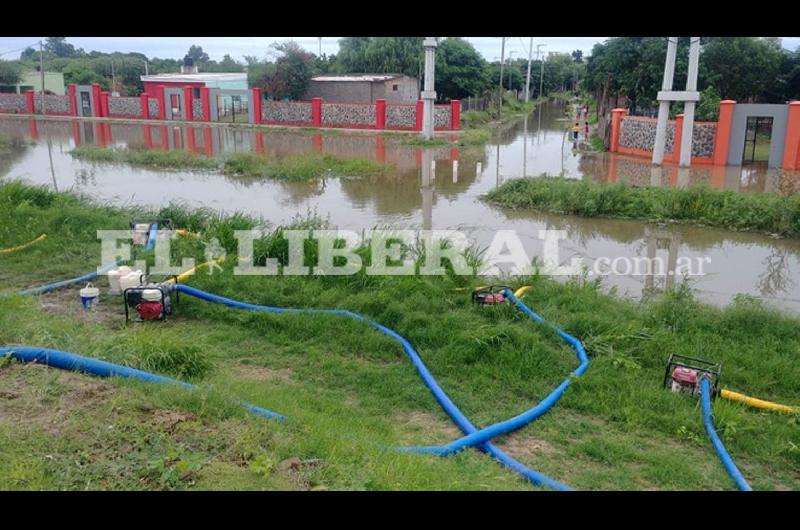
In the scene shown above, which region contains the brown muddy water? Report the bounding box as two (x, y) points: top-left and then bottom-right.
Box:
(1, 100), (800, 312)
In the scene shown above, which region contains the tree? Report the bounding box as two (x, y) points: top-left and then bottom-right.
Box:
(695, 86), (721, 121)
(435, 38), (490, 100)
(186, 45), (210, 65)
(251, 41), (314, 100)
(336, 37), (422, 77)
(62, 61), (108, 90)
(0, 60), (22, 86)
(219, 54), (244, 72)
(701, 37), (782, 101)
(571, 50), (584, 63)
(44, 37), (76, 58)
(20, 47), (37, 61)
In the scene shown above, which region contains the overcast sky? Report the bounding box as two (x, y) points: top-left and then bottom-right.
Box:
(1, 36), (799, 63)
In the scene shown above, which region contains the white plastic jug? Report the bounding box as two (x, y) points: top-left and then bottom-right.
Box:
(108, 265), (132, 294)
(119, 270), (144, 292)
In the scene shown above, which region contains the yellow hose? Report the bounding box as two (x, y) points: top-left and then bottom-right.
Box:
(0, 233), (47, 255)
(720, 389), (797, 414)
(514, 285), (532, 297)
(164, 257), (226, 285)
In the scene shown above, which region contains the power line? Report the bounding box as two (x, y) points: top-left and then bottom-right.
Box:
(0, 40), (42, 58)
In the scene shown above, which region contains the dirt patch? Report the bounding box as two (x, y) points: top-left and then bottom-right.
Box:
(277, 457), (323, 490)
(149, 409), (198, 433)
(38, 287), (123, 325)
(394, 410), (462, 444)
(230, 362), (294, 384)
(494, 435), (556, 461)
(0, 362), (118, 435)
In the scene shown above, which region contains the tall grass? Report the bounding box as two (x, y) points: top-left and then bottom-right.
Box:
(70, 147), (388, 182)
(486, 176), (800, 238)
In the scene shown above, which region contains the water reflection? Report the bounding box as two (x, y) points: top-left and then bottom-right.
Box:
(1, 106), (800, 311)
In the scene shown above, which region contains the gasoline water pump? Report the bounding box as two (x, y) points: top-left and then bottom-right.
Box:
(663, 353), (721, 398)
(471, 285), (514, 306)
(123, 283), (176, 322)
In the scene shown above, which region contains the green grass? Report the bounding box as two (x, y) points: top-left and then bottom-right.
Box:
(1, 181), (799, 490)
(70, 147), (388, 182)
(590, 135), (607, 152)
(486, 176), (800, 238)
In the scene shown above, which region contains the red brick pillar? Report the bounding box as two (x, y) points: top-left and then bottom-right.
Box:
(183, 86), (194, 121)
(252, 88), (262, 125)
(713, 100), (736, 166)
(157, 86), (166, 121)
(255, 131), (264, 154)
(671, 114), (685, 164)
(376, 136), (386, 162)
(201, 87), (211, 122)
(68, 83), (77, 116)
(186, 127), (196, 153)
(141, 93), (150, 119)
(100, 92), (110, 118)
(782, 101), (800, 171)
(25, 91), (35, 114)
(375, 98), (386, 130)
(91, 84), (102, 117)
(312, 97), (322, 128)
(450, 100), (461, 130)
(415, 100), (424, 131)
(610, 108), (626, 153)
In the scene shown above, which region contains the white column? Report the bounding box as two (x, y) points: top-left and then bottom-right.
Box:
(652, 37), (678, 166)
(679, 37), (701, 167)
(422, 37), (437, 140)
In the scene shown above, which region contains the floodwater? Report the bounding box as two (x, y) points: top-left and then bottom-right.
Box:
(1, 100), (800, 312)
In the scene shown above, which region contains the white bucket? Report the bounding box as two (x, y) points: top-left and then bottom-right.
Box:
(80, 282), (100, 310)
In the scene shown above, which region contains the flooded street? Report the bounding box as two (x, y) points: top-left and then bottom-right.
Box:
(2, 100), (800, 312)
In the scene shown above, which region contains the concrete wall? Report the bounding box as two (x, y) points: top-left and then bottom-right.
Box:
(148, 99), (160, 119)
(691, 123), (717, 158)
(0, 94), (27, 113)
(321, 103), (376, 128)
(382, 76), (418, 104)
(619, 117), (675, 154)
(303, 76), (418, 104)
(193, 98), (204, 119)
(33, 94), (71, 114)
(263, 101), (313, 124)
(108, 97), (143, 118)
(386, 104), (416, 129)
(728, 104), (789, 168)
(434, 106), (451, 129)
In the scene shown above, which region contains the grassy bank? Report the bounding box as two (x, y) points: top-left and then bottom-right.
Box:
(486, 177), (800, 238)
(70, 147), (388, 182)
(1, 181), (799, 490)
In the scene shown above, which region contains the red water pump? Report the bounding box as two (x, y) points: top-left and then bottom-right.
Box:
(471, 285), (513, 306)
(663, 353), (721, 398)
(123, 284), (175, 322)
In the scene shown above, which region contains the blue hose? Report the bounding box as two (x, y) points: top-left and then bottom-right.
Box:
(699, 377), (752, 491)
(17, 260), (121, 296)
(0, 346), (285, 421)
(173, 283), (573, 491)
(399, 290), (590, 456)
(145, 223), (158, 252)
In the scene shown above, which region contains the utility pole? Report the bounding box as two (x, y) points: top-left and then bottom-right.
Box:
(524, 37), (533, 102)
(111, 60), (116, 95)
(421, 37), (437, 140)
(507, 51), (516, 91)
(318, 37), (322, 57)
(499, 37), (506, 107)
(144, 60), (149, 76)
(537, 44), (547, 99)
(652, 37), (678, 166)
(39, 40), (45, 115)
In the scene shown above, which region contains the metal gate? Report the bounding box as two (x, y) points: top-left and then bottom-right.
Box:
(742, 116), (773, 164)
(208, 88), (253, 124)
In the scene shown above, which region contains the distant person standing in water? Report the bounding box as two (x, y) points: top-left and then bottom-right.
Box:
(584, 121), (590, 137)
(572, 122), (580, 141)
